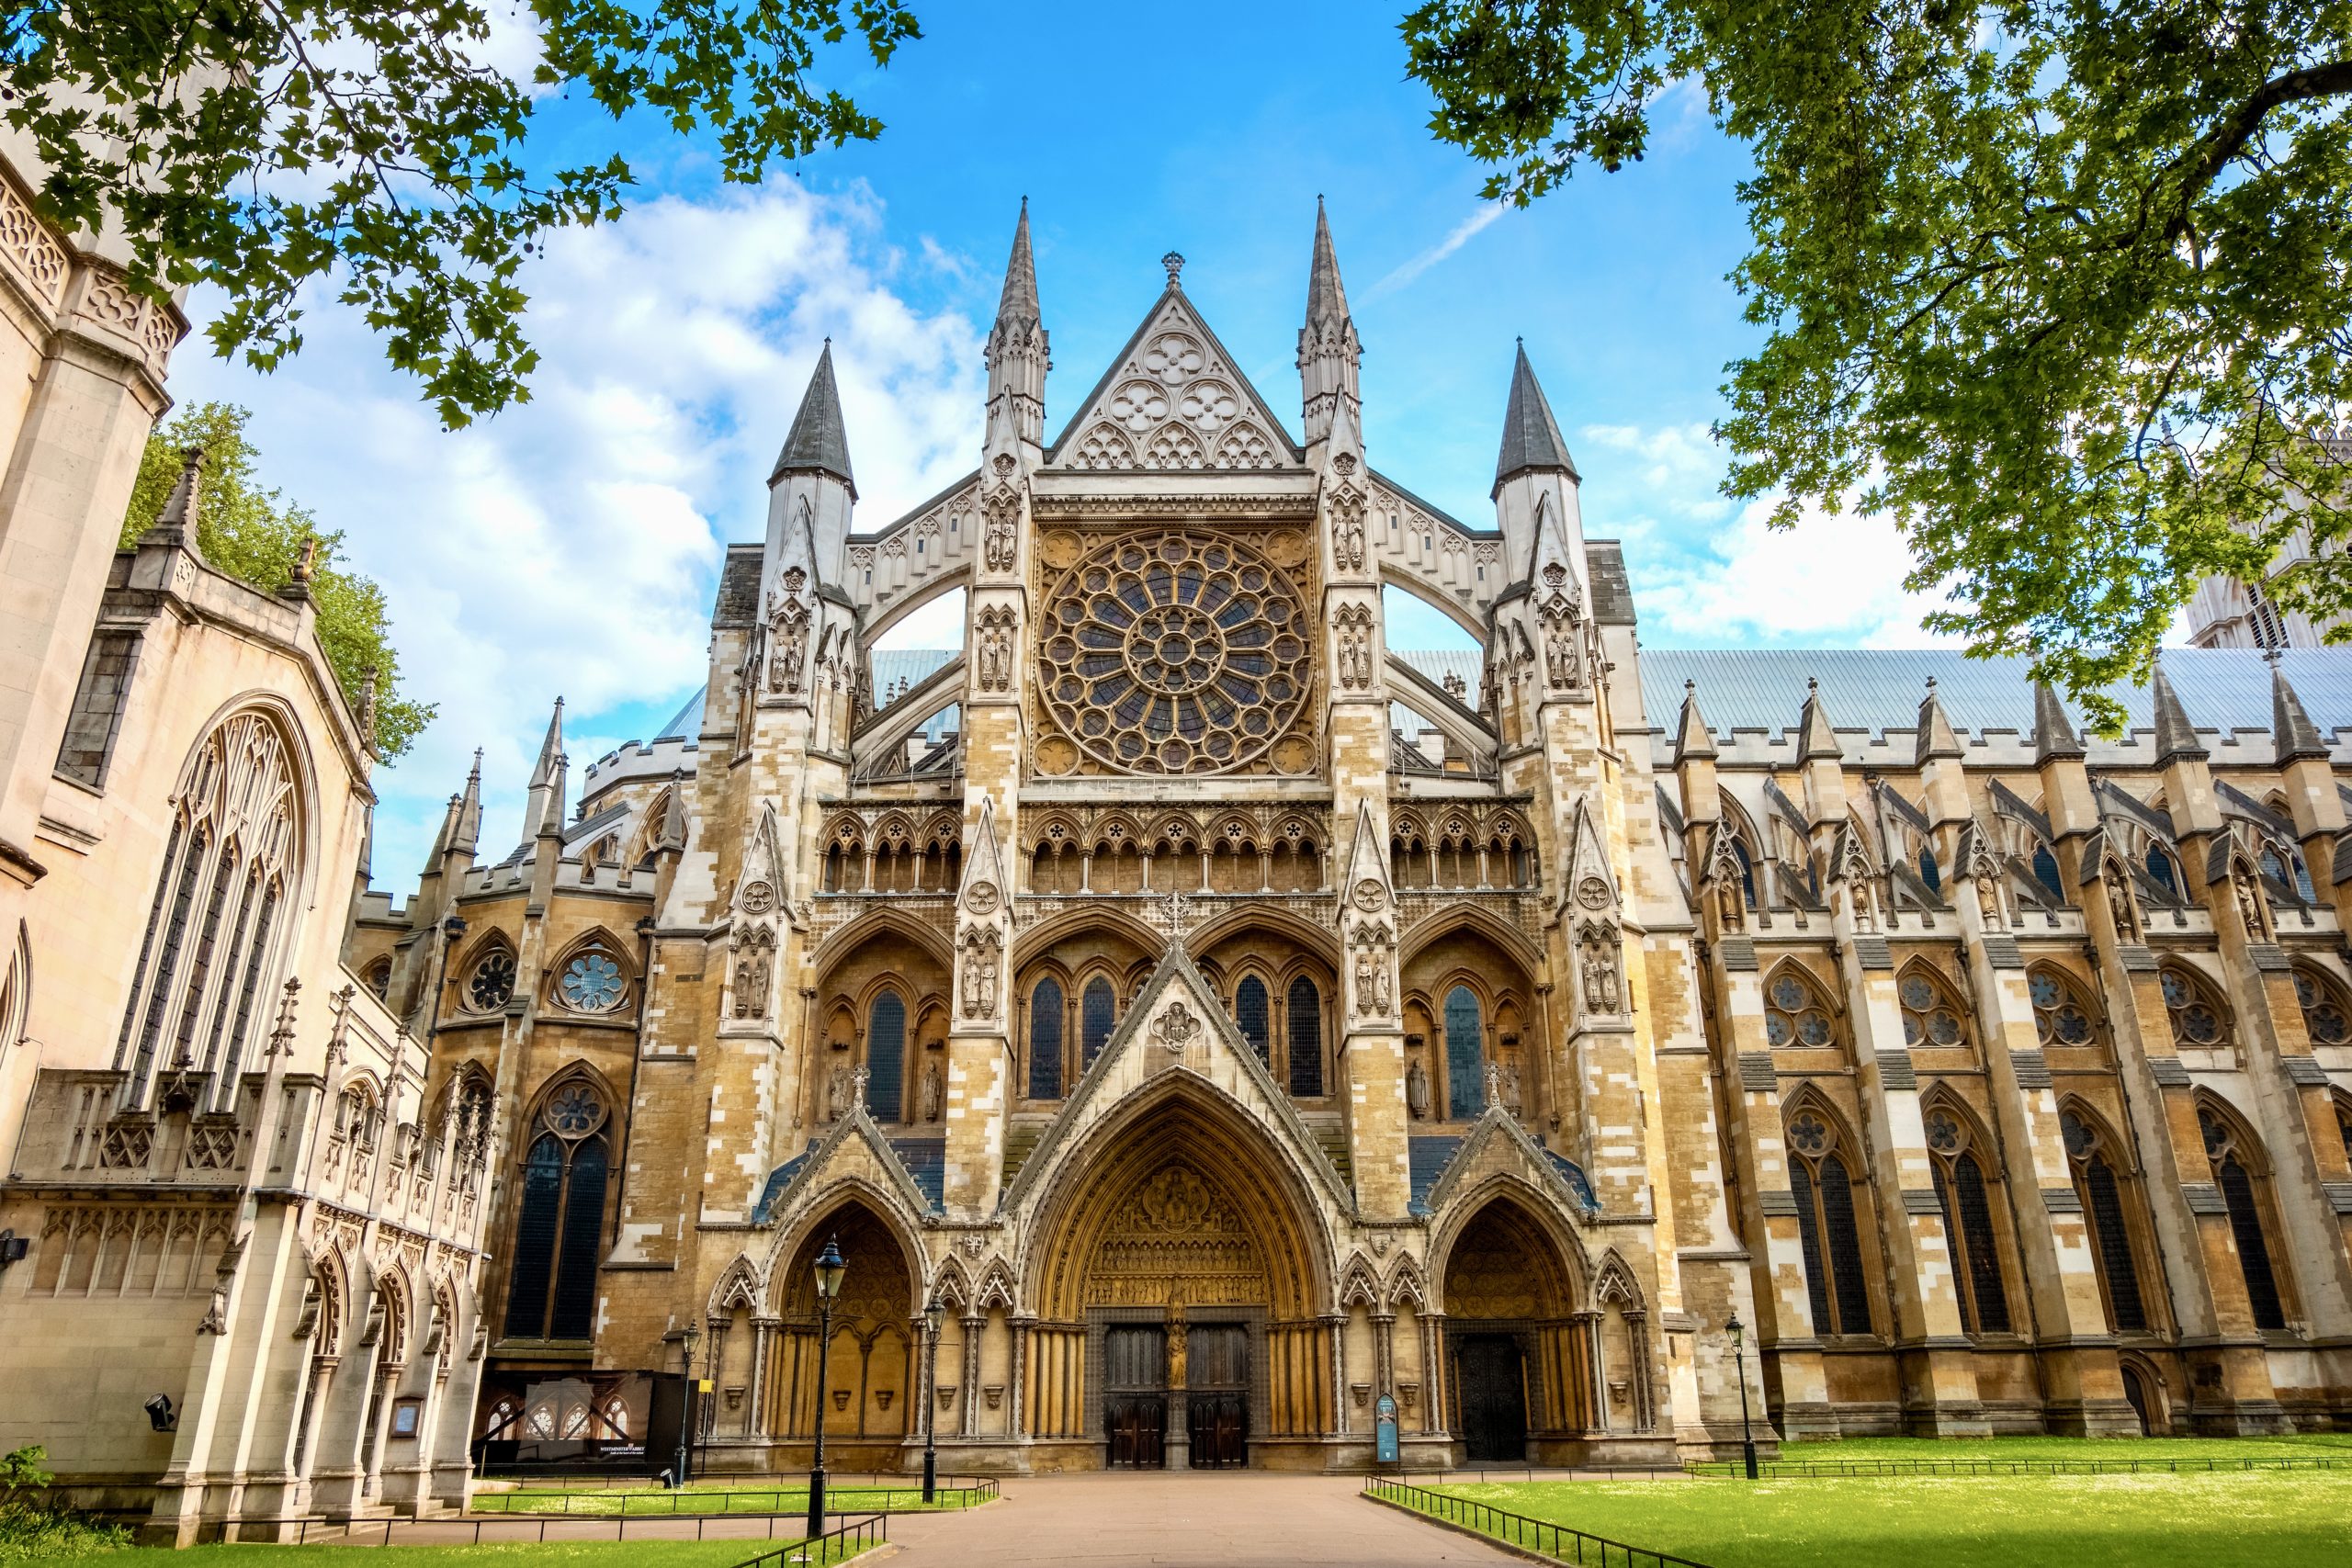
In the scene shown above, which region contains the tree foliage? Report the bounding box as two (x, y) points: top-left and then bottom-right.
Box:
(1, 1), (921, 428)
(121, 402), (435, 759)
(1405, 0), (2352, 728)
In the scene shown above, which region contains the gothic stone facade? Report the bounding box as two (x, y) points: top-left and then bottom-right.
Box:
(0, 141), (491, 1541)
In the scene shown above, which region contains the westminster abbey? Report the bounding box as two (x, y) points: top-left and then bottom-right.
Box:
(1, 185), (2349, 1540)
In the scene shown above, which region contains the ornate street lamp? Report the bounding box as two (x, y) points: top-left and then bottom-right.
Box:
(672, 1324), (701, 1488)
(921, 1292), (946, 1502)
(806, 1236), (848, 1540)
(1728, 1313), (1758, 1480)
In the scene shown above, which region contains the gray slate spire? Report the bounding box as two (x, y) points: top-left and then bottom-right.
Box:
(1674, 680), (1717, 763)
(525, 696), (567, 839)
(1915, 678), (1962, 765)
(998, 197), (1040, 331)
(1491, 341), (1579, 496)
(2271, 661), (2329, 762)
(770, 341), (857, 497)
(2032, 682), (2085, 762)
(2151, 662), (2208, 763)
(451, 749), (483, 856)
(1797, 677), (1839, 761)
(1306, 196), (1349, 328)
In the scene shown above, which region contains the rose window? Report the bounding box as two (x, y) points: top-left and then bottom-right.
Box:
(468, 951), (515, 1010)
(1040, 531), (1310, 774)
(546, 1082), (606, 1137)
(559, 951), (625, 1012)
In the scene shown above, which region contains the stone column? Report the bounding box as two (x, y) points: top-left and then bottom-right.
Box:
(959, 1312), (983, 1438)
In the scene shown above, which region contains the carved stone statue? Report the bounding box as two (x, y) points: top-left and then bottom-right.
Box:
(1578, 922), (1623, 1013)
(1406, 1057), (1430, 1121)
(959, 928), (1001, 1020)
(1496, 1061), (1522, 1117)
(826, 1065), (853, 1120)
(2234, 871), (2268, 942)
(731, 930), (773, 1021)
(921, 1061), (943, 1123)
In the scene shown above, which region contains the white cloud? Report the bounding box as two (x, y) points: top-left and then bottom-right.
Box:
(170, 182), (987, 893)
(1577, 421), (1951, 646)
(1365, 204), (1509, 299)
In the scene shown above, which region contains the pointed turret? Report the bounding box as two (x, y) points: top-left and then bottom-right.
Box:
(2271, 660), (2329, 761)
(1492, 342), (1579, 496)
(2033, 682), (2086, 762)
(2151, 661), (2208, 762)
(770, 343), (856, 497)
(1298, 197), (1363, 453)
(1915, 677), (1962, 765)
(144, 446), (208, 560)
(1674, 681), (1717, 764)
(524, 698), (566, 840)
(424, 790), (461, 873)
(985, 199), (1050, 453)
(451, 749), (483, 856)
(1797, 678), (1840, 761)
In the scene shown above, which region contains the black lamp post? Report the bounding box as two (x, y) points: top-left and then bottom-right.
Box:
(1728, 1313), (1758, 1480)
(672, 1324), (700, 1488)
(921, 1292), (945, 1502)
(806, 1235), (847, 1540)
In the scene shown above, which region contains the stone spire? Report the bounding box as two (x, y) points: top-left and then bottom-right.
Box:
(1915, 677), (1962, 765)
(1298, 197), (1362, 451)
(770, 341), (857, 497)
(2271, 659), (2329, 761)
(1492, 341), (1578, 496)
(2151, 661), (2208, 762)
(2032, 682), (2085, 761)
(1796, 677), (1839, 761)
(145, 445), (208, 560)
(450, 749), (483, 856)
(524, 697), (567, 840)
(986, 198), (1049, 452)
(1674, 681), (1718, 763)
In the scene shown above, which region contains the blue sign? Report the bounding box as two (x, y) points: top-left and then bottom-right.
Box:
(1375, 1394), (1399, 1464)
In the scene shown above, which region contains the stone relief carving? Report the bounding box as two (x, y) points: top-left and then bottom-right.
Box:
(1406, 1056), (1430, 1121)
(1329, 480), (1368, 572)
(976, 605), (1016, 693)
(826, 1065), (853, 1120)
(1577, 919), (1623, 1014)
(2102, 858), (2143, 943)
(731, 925), (776, 1021)
(921, 1061), (943, 1123)
(1539, 592), (1581, 687)
(765, 592), (809, 694)
(958, 925), (1002, 1022)
(1152, 1000), (1198, 1053)
(1351, 921), (1395, 1019)
(1334, 603), (1374, 691)
(982, 483), (1021, 571)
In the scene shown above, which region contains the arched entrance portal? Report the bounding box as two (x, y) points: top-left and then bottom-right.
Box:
(1441, 1195), (1590, 1462)
(763, 1202), (919, 1472)
(1029, 1094), (1332, 1469)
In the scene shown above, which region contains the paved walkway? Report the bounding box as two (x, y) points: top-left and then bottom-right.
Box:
(882, 1473), (1521, 1566)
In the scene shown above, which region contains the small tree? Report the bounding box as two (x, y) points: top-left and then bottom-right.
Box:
(122, 403), (435, 759)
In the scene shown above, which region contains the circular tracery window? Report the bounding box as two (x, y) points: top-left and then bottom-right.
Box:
(1039, 530), (1310, 774)
(468, 951), (515, 1010)
(559, 951), (625, 1012)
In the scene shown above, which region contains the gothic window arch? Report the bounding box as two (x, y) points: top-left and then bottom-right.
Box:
(1234, 974), (1272, 1065)
(2291, 966), (2351, 1046)
(1080, 975), (1118, 1071)
(2028, 966), (2100, 1047)
(114, 708), (302, 1106)
(1287, 975), (1325, 1098)
(866, 987), (907, 1121)
(2336, 1092), (2352, 1166)
(1442, 983), (1484, 1118)
(2159, 964), (2232, 1048)
(1027, 975), (1065, 1100)
(2197, 1100), (2289, 1330)
(1390, 819), (1430, 891)
(1784, 1100), (1876, 1337)
(1897, 964), (1973, 1049)
(2059, 1103), (2150, 1333)
(460, 937), (518, 1013)
(1920, 1099), (2013, 1333)
(548, 933), (631, 1016)
(503, 1071), (614, 1342)
(2252, 800), (2315, 903)
(2144, 840), (2180, 900)
(363, 955), (393, 1002)
(821, 818), (865, 893)
(1763, 964), (1838, 1049)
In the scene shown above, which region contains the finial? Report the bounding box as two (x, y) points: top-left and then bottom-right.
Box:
(1685, 679), (1695, 694)
(1162, 251), (1185, 288)
(1808, 677), (1819, 694)
(1925, 675), (1937, 691)
(2264, 645), (2283, 668)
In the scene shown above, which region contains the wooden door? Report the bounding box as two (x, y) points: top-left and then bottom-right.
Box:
(1455, 1334), (1527, 1463)
(1186, 1324), (1250, 1469)
(1102, 1325), (1167, 1469)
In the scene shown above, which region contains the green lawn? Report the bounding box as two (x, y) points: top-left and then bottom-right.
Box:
(1779, 1432), (2352, 1465)
(1406, 1469), (2352, 1568)
(473, 1484), (983, 1516)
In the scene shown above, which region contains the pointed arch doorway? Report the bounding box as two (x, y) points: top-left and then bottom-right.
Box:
(1027, 1093), (1333, 1470)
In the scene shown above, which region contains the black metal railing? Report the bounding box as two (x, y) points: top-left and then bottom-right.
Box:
(729, 1511), (888, 1568)
(473, 1479), (996, 1516)
(1363, 1478), (1714, 1568)
(1684, 1455), (2346, 1479)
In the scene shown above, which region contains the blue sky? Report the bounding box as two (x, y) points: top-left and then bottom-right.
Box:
(169, 3), (1945, 897)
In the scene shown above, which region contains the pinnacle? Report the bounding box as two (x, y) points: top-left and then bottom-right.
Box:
(2151, 660), (2209, 764)
(1796, 676), (1839, 761)
(1307, 197), (1350, 327)
(770, 342), (857, 497)
(1492, 342), (1578, 496)
(2271, 660), (2330, 761)
(1915, 676), (1963, 765)
(2032, 681), (2085, 762)
(1674, 680), (1717, 763)
(997, 197), (1040, 329)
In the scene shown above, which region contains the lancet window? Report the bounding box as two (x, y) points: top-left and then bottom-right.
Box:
(1286, 976), (1325, 1098)
(114, 709), (300, 1108)
(2198, 1105), (2288, 1330)
(866, 989), (907, 1121)
(2061, 1108), (2149, 1333)
(1027, 977), (1065, 1100)
(1922, 1104), (2011, 1334)
(1080, 977), (1118, 1070)
(1785, 1106), (1874, 1337)
(1443, 986), (1484, 1118)
(1235, 976), (1272, 1065)
(503, 1075), (612, 1342)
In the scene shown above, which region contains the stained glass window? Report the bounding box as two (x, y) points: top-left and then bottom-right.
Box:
(1237, 976), (1271, 1065)
(867, 989), (906, 1120)
(2200, 1110), (2286, 1330)
(1028, 978), (1064, 1100)
(1444, 986), (1484, 1118)
(1898, 972), (1969, 1047)
(2029, 967), (2096, 1046)
(559, 950), (625, 1012)
(469, 951), (516, 1010)
(1788, 1111), (1872, 1336)
(1286, 976), (1323, 1098)
(2160, 967), (2225, 1046)
(1766, 970), (1836, 1048)
(503, 1079), (610, 1341)
(2292, 970), (2349, 1045)
(1081, 977), (1117, 1070)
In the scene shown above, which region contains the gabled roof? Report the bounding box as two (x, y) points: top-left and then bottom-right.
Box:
(1044, 282), (1305, 469)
